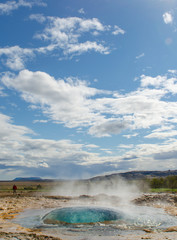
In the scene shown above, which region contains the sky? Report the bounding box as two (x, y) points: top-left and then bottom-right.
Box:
(0, 0), (177, 180)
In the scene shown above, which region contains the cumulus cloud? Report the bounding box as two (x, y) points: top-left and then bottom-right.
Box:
(0, 0), (46, 15)
(2, 70), (177, 138)
(0, 16), (124, 70)
(0, 110), (177, 179)
(163, 12), (173, 24)
(0, 46), (34, 70)
(118, 139), (177, 171)
(0, 113), (33, 141)
(140, 74), (166, 87)
(0, 112), (95, 169)
(1, 69), (107, 128)
(140, 73), (177, 94)
(154, 150), (177, 160)
(31, 15), (124, 57)
(89, 119), (129, 137)
(0, 44), (58, 70)
(65, 41), (110, 55)
(145, 125), (177, 139)
(0, 112), (125, 179)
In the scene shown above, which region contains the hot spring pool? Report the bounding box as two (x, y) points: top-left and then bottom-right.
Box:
(42, 207), (122, 224)
(12, 205), (177, 239)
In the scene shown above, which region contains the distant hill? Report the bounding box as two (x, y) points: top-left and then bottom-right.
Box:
(119, 170), (177, 179)
(13, 177), (42, 181)
(12, 170), (177, 182)
(89, 170), (177, 181)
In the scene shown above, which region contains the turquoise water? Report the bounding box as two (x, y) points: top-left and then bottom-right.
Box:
(43, 207), (122, 224)
(42, 205), (177, 228)
(11, 205), (177, 239)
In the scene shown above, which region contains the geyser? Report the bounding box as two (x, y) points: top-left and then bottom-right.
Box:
(43, 207), (122, 224)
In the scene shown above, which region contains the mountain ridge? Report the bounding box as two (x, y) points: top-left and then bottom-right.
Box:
(12, 170), (177, 182)
(89, 170), (177, 181)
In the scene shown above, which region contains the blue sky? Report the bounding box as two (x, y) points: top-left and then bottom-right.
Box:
(0, 0), (177, 180)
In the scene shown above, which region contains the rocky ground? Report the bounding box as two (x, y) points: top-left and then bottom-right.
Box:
(0, 192), (176, 239)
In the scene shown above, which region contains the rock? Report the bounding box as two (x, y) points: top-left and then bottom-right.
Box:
(143, 229), (154, 233)
(164, 226), (177, 232)
(141, 236), (152, 239)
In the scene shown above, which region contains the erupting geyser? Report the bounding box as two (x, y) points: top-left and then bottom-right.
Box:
(43, 207), (122, 224)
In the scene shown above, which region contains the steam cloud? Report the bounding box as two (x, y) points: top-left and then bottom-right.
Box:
(50, 177), (141, 204)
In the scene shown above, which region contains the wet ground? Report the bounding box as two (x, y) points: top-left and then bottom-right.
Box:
(0, 192), (177, 239)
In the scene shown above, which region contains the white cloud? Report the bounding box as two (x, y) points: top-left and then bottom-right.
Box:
(136, 53), (145, 59)
(89, 119), (129, 137)
(33, 119), (48, 123)
(0, 0), (46, 15)
(2, 70), (177, 139)
(0, 113), (82, 167)
(118, 139), (177, 171)
(66, 41), (110, 55)
(145, 125), (177, 139)
(163, 12), (173, 24)
(85, 144), (99, 149)
(0, 16), (125, 70)
(145, 130), (177, 139)
(0, 113), (34, 141)
(79, 18), (106, 32)
(118, 144), (134, 149)
(0, 86), (6, 96)
(140, 73), (177, 94)
(123, 133), (138, 139)
(29, 13), (46, 23)
(34, 16), (106, 42)
(78, 8), (85, 14)
(1, 70), (106, 128)
(168, 69), (177, 74)
(112, 25), (125, 35)
(0, 111), (177, 179)
(0, 112), (115, 178)
(0, 44), (57, 70)
(31, 15), (125, 57)
(0, 46), (34, 70)
(140, 74), (166, 88)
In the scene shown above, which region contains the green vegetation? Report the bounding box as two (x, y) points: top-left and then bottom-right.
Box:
(147, 176), (177, 192)
(0, 176), (177, 194)
(0, 181), (54, 192)
(151, 188), (177, 193)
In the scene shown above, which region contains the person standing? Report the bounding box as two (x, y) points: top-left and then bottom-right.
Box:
(13, 184), (17, 194)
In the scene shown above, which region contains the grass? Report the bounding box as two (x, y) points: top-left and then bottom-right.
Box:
(0, 180), (177, 194)
(0, 180), (56, 192)
(150, 188), (177, 193)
